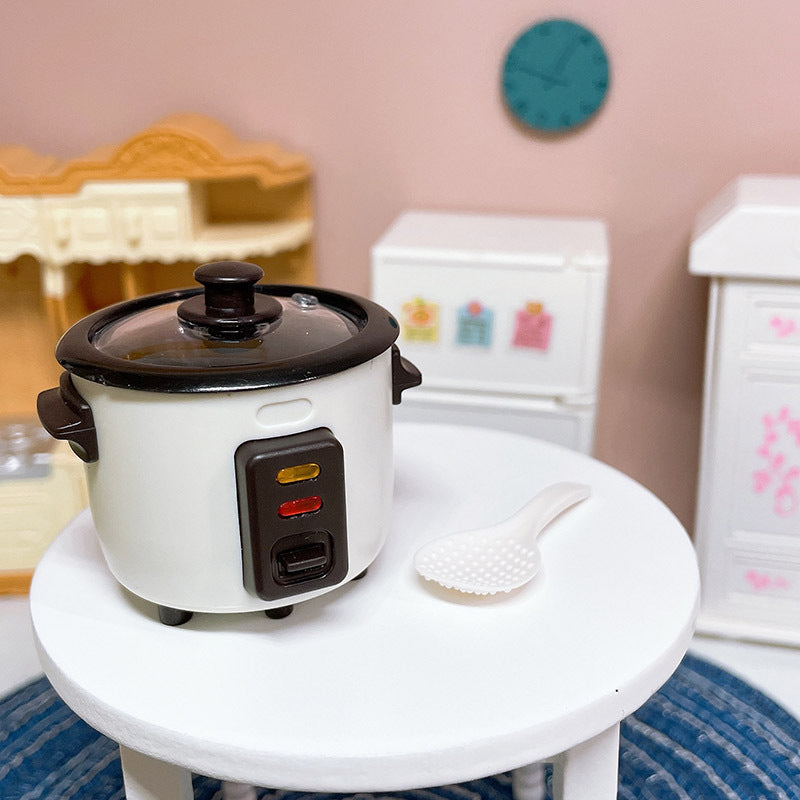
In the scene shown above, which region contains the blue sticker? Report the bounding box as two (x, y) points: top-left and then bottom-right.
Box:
(456, 301), (494, 347)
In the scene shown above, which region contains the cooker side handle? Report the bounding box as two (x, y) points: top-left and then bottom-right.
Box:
(391, 344), (422, 405)
(37, 373), (99, 463)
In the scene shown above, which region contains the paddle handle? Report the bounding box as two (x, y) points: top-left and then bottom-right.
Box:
(504, 482), (591, 545)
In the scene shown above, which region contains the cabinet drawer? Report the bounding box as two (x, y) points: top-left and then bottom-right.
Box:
(726, 546), (800, 603)
(0, 524), (52, 563)
(119, 202), (187, 247)
(741, 285), (800, 354)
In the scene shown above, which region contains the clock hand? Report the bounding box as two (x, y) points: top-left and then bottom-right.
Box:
(551, 36), (580, 76)
(514, 63), (568, 87)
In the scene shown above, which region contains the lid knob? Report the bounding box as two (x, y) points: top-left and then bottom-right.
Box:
(177, 261), (282, 340)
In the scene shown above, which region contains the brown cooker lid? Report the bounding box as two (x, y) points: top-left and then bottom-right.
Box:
(55, 261), (401, 393)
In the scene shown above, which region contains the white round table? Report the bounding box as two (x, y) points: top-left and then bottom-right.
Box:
(30, 423), (699, 800)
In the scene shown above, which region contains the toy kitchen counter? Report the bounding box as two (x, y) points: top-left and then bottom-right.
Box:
(29, 422), (699, 800)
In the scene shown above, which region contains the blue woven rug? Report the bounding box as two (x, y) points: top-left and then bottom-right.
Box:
(2, 653), (799, 800)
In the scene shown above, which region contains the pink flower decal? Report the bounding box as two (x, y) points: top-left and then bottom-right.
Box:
(745, 570), (770, 591)
(745, 569), (791, 592)
(753, 407), (800, 517)
(753, 469), (771, 493)
(788, 419), (800, 447)
(770, 316), (797, 338)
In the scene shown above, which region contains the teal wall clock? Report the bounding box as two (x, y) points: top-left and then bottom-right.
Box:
(502, 18), (610, 133)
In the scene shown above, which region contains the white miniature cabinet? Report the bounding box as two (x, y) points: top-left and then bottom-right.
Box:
(690, 175), (800, 645)
(371, 211), (608, 453)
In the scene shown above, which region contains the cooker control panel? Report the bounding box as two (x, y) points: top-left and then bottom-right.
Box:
(235, 428), (348, 601)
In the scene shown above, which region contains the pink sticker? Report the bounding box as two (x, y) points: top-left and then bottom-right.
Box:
(512, 302), (552, 351)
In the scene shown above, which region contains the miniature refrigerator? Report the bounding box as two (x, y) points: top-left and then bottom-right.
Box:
(691, 175), (800, 645)
(371, 211), (608, 454)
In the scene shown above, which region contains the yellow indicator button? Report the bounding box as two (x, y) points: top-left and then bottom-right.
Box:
(276, 463), (321, 484)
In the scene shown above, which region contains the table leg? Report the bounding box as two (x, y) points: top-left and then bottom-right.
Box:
(551, 723), (620, 800)
(119, 745), (194, 800)
(511, 761), (546, 800)
(222, 782), (258, 800)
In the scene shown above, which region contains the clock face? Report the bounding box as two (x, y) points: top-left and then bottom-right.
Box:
(502, 18), (610, 133)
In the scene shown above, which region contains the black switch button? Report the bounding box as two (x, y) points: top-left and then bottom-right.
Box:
(270, 530), (336, 587)
(278, 543), (329, 577)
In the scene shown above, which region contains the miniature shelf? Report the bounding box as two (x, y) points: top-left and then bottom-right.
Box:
(193, 219), (313, 256)
(0, 114), (316, 332)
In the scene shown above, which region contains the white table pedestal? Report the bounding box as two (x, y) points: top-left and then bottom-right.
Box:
(31, 423), (699, 800)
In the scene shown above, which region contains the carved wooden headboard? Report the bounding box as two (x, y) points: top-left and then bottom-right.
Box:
(0, 113), (311, 194)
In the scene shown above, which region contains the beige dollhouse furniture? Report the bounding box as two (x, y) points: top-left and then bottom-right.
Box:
(691, 175), (800, 645)
(0, 114), (315, 592)
(0, 435), (88, 594)
(0, 112), (315, 333)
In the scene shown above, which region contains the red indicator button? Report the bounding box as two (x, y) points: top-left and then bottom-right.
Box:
(278, 496), (322, 518)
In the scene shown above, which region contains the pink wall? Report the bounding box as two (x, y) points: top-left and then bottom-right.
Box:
(4, 0), (800, 530)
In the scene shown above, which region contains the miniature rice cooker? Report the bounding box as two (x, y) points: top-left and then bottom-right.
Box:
(37, 261), (421, 624)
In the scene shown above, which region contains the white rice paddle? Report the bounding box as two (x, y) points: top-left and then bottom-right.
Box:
(414, 482), (591, 595)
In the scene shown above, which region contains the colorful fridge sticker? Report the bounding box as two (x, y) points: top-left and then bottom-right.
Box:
(455, 300), (494, 347)
(512, 301), (553, 351)
(401, 297), (439, 343)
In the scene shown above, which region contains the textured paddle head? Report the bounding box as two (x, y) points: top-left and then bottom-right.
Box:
(413, 530), (542, 595)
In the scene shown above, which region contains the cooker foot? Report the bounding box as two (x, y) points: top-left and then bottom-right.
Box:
(157, 605), (194, 626)
(353, 567), (368, 580)
(265, 605), (294, 619)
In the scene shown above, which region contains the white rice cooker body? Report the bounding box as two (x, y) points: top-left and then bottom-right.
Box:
(74, 353), (393, 613)
(37, 262), (420, 618)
